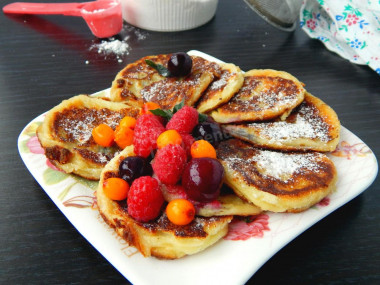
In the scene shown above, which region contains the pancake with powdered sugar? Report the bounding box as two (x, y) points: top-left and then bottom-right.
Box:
(210, 69), (305, 123)
(97, 145), (233, 259)
(222, 93), (340, 152)
(36, 95), (140, 180)
(110, 54), (221, 110)
(217, 139), (337, 213)
(196, 62), (244, 113)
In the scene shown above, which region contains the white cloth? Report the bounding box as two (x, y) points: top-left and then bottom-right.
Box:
(300, 0), (380, 75)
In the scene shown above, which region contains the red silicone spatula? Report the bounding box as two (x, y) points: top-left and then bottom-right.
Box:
(3, 0), (122, 38)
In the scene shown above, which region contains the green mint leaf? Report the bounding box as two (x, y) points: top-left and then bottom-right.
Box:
(150, 108), (173, 120)
(173, 99), (185, 114)
(145, 60), (171, 77)
(198, 113), (208, 123)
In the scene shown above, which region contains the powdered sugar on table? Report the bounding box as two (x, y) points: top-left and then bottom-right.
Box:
(88, 26), (149, 63)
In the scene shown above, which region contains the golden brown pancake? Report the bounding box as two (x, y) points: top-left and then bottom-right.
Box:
(210, 69), (305, 123)
(196, 62), (244, 113)
(217, 139), (337, 213)
(160, 184), (261, 217)
(222, 93), (341, 152)
(110, 54), (169, 107)
(110, 54), (221, 110)
(196, 194), (262, 217)
(97, 146), (233, 259)
(36, 95), (140, 180)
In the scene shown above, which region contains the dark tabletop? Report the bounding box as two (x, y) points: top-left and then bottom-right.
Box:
(1, 0), (379, 284)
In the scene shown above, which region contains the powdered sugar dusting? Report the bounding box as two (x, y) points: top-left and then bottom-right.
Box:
(209, 70), (232, 91)
(230, 89), (296, 113)
(141, 80), (170, 102)
(247, 102), (330, 142)
(257, 91), (295, 109)
(224, 149), (324, 182)
(251, 150), (323, 181)
(224, 75), (301, 114)
(97, 152), (109, 164)
(88, 25), (149, 63)
(94, 39), (130, 55)
(141, 75), (201, 108)
(67, 117), (95, 144)
(58, 109), (123, 145)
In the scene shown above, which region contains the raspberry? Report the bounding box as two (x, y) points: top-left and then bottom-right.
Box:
(127, 176), (164, 222)
(180, 133), (195, 158)
(152, 144), (187, 185)
(133, 114), (165, 157)
(166, 106), (198, 134)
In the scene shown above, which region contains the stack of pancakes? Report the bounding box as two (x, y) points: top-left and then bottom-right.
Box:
(37, 53), (340, 259)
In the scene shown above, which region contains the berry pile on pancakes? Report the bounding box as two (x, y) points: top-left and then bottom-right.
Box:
(37, 52), (340, 259)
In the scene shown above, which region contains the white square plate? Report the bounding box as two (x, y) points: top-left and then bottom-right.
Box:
(18, 51), (378, 285)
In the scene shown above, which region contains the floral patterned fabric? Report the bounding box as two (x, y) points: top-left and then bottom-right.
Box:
(300, 0), (380, 75)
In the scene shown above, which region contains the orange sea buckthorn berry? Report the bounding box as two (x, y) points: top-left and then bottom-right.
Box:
(103, 177), (129, 200)
(140, 102), (161, 115)
(114, 126), (134, 149)
(92, 124), (115, 147)
(166, 199), (195, 226)
(190, 139), (217, 159)
(119, 116), (137, 130)
(156, 129), (183, 149)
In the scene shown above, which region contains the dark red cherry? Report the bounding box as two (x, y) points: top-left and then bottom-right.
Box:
(119, 156), (152, 184)
(181, 158), (224, 203)
(167, 52), (192, 77)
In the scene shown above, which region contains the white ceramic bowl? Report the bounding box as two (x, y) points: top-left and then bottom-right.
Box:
(121, 0), (218, 32)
